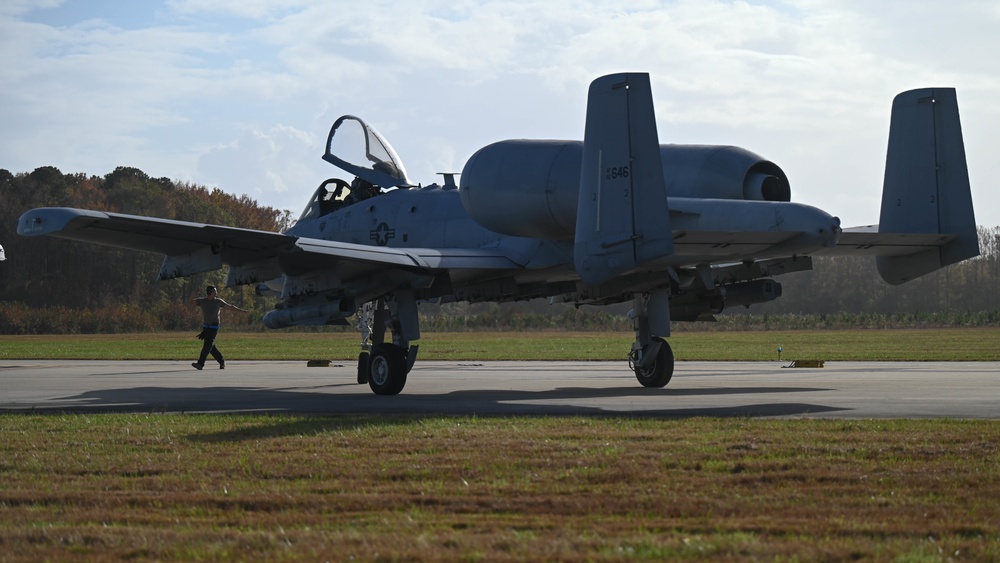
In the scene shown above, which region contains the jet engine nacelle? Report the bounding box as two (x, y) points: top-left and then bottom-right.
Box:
(459, 141), (791, 240)
(663, 145), (791, 203)
(460, 140), (580, 240)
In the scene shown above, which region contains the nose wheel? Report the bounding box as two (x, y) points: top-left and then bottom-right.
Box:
(367, 343), (408, 395)
(355, 294), (419, 395)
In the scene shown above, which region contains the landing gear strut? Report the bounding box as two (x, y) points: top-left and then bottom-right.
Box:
(355, 292), (419, 395)
(354, 300), (378, 385)
(628, 289), (674, 387)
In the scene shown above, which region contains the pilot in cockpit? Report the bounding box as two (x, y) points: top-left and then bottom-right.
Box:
(311, 174), (384, 216)
(344, 160), (397, 205)
(316, 178), (348, 216)
(346, 176), (380, 206)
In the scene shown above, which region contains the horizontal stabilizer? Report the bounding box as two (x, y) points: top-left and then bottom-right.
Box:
(822, 227), (955, 257)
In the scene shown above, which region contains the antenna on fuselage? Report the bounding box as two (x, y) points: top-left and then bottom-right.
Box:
(437, 173), (459, 189)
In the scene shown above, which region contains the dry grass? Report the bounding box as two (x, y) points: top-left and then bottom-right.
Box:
(1, 414), (998, 561)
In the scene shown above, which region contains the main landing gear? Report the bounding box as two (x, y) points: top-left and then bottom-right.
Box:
(628, 289), (674, 387)
(352, 289), (674, 394)
(355, 292), (419, 395)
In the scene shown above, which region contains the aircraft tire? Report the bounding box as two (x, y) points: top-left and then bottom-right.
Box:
(357, 352), (369, 384)
(368, 343), (408, 395)
(634, 337), (674, 388)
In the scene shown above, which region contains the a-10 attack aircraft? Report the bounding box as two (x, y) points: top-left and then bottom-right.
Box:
(19, 72), (979, 395)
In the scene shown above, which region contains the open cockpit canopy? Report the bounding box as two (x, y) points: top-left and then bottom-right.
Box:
(297, 116), (413, 223)
(322, 115), (411, 189)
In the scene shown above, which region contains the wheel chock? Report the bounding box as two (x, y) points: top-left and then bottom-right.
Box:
(782, 360), (825, 368)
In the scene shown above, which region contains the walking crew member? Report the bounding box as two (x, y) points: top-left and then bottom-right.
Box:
(190, 285), (248, 370)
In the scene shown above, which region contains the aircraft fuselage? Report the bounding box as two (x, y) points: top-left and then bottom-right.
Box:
(285, 179), (841, 305)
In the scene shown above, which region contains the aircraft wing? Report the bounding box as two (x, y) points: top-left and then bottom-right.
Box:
(292, 239), (524, 270)
(817, 226), (957, 257)
(18, 207), (526, 289)
(17, 207), (294, 259)
(278, 239), (526, 291)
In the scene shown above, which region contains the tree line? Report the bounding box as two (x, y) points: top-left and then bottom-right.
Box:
(0, 166), (292, 333)
(1, 166), (998, 334)
(755, 227), (1000, 316)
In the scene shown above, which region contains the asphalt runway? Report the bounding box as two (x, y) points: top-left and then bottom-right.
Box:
(3, 359), (998, 418)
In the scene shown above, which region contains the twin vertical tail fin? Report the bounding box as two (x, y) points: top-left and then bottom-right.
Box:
(877, 88), (979, 285)
(573, 73), (673, 286)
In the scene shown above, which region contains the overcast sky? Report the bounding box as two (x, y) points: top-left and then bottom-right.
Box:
(3, 0), (998, 227)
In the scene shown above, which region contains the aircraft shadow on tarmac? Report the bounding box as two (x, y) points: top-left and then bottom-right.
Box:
(27, 383), (848, 421)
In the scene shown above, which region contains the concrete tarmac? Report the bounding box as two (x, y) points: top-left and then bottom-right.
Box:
(1, 360), (997, 418)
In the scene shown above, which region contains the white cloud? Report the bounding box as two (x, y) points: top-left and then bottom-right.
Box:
(0, 0), (64, 17)
(165, 0), (315, 20)
(196, 124), (329, 209)
(2, 0), (999, 228)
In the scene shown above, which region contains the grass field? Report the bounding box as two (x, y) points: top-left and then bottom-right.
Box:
(2, 329), (998, 560)
(1, 327), (999, 361)
(1, 414), (998, 561)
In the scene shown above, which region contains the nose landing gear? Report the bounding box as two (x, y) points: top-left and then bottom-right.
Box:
(368, 342), (409, 395)
(355, 292), (419, 395)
